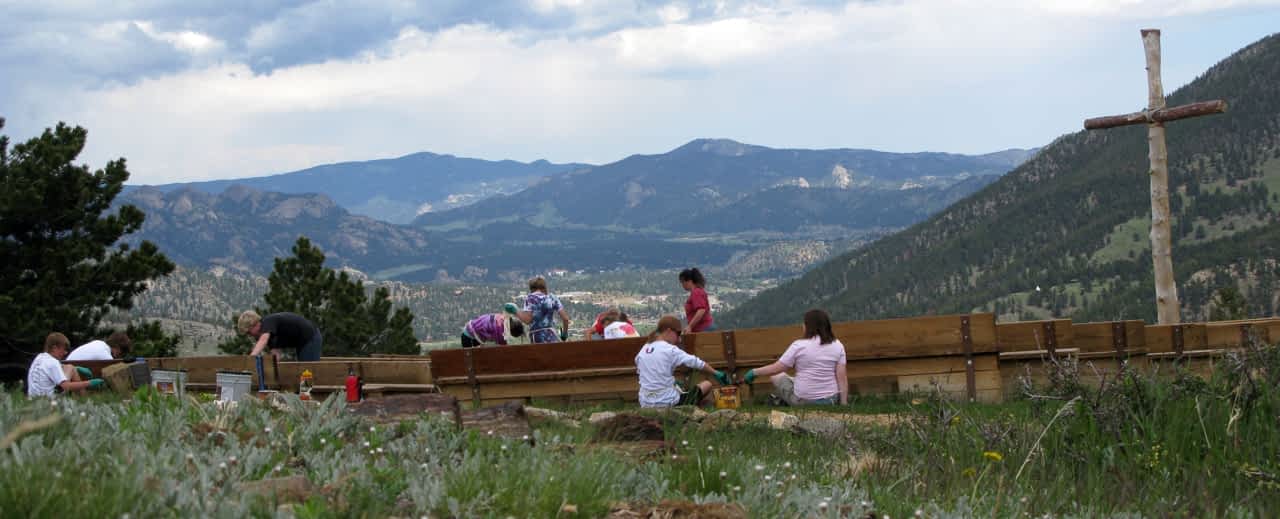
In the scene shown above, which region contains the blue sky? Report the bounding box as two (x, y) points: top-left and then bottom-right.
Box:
(1, 0), (1277, 184)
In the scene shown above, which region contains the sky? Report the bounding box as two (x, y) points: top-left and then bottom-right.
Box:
(1, 0), (1277, 185)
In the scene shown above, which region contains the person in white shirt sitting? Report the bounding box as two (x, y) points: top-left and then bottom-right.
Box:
(634, 315), (730, 408)
(27, 332), (105, 397)
(66, 331), (131, 361)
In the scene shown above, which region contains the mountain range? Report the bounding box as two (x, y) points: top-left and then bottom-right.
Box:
(134, 152), (588, 224)
(120, 141), (1033, 280)
(723, 32), (1280, 327)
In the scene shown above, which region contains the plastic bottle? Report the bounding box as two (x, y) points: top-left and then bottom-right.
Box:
(345, 366), (361, 403)
(299, 369), (314, 400)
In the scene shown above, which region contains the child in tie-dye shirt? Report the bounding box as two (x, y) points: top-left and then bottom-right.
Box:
(516, 276), (572, 343)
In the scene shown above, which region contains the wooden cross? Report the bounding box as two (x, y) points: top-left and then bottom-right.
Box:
(1083, 29), (1227, 325)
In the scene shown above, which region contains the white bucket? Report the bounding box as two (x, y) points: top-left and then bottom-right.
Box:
(151, 369), (187, 398)
(216, 370), (254, 402)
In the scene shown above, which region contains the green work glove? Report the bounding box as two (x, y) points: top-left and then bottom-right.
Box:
(87, 378), (106, 389)
(743, 369), (756, 384)
(559, 330), (569, 341)
(76, 366), (93, 378)
(503, 302), (520, 315)
(713, 370), (731, 386)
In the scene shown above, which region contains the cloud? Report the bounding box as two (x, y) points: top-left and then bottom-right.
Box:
(2, 0), (1277, 184)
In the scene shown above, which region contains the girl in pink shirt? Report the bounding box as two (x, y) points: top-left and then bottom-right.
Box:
(742, 309), (849, 405)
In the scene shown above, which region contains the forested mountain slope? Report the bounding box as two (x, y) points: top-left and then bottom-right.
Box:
(724, 32), (1280, 327)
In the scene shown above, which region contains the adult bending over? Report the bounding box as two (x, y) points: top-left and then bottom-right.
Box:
(27, 332), (105, 397)
(516, 277), (571, 343)
(66, 331), (131, 361)
(742, 309), (848, 406)
(461, 305), (526, 347)
(634, 315), (730, 408)
(238, 311), (323, 361)
(679, 268), (715, 335)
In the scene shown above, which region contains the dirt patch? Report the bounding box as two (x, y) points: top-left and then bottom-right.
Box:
(593, 414), (665, 442)
(608, 500), (747, 518)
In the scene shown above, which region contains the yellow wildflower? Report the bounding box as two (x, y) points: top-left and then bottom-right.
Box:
(983, 451), (1003, 462)
(962, 467), (977, 478)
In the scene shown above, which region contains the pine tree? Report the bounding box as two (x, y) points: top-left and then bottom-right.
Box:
(0, 118), (174, 375)
(219, 236), (419, 356)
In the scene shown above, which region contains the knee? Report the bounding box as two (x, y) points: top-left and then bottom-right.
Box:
(62, 365), (78, 381)
(697, 381), (713, 392)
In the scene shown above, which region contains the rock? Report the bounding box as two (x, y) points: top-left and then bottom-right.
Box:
(689, 407), (709, 422)
(589, 411), (618, 425)
(697, 409), (750, 432)
(238, 476), (317, 504)
(526, 406), (581, 428)
(796, 416), (846, 438)
(768, 410), (799, 430)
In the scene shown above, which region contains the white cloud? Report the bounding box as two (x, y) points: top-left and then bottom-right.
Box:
(6, 0), (1277, 184)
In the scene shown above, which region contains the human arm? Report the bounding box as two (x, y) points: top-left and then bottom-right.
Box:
(743, 360), (788, 384)
(558, 308), (572, 339)
(683, 308), (707, 334)
(248, 333), (271, 356)
(836, 348), (848, 404)
(59, 379), (103, 392)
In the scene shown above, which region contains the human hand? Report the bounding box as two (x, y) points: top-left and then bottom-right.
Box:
(713, 370), (731, 386)
(87, 378), (106, 389)
(75, 366), (93, 378)
(682, 326), (692, 335)
(743, 369), (756, 384)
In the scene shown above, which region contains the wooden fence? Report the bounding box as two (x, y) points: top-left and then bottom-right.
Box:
(133, 313), (1279, 406)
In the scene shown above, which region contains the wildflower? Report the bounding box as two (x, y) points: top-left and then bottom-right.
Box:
(186, 453), (194, 461)
(501, 445), (508, 451)
(707, 446), (714, 451)
(755, 464), (765, 471)
(273, 464), (282, 473)
(765, 475), (773, 481)
(783, 461), (792, 469)
(776, 492), (783, 499)
(369, 426), (376, 433)
(79, 411), (86, 418)
(962, 467), (977, 478)
(719, 471), (728, 479)
(915, 510), (924, 517)
(682, 440), (688, 446)
(672, 454), (679, 460)
(320, 438), (327, 445)
(264, 427), (272, 433)
(218, 462), (227, 469)
(363, 441), (371, 447)
(983, 451), (1003, 462)
(376, 447), (384, 454)
(50, 400), (58, 407)
(487, 430), (494, 436)
(819, 502), (829, 511)
(1020, 497), (1028, 504)
(521, 435), (530, 441)
(733, 486), (741, 492)
(790, 474), (797, 480)
(228, 456), (238, 466)
(370, 450), (376, 455)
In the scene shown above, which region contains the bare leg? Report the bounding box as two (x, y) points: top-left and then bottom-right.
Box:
(697, 380), (714, 406)
(62, 365), (86, 395)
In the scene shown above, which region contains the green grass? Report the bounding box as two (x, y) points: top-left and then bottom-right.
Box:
(6, 347), (1280, 517)
(1091, 216), (1152, 265)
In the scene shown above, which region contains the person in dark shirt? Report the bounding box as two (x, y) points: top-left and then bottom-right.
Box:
(237, 311), (323, 361)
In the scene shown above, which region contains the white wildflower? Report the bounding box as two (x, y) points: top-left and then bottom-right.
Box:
(733, 486), (741, 492)
(363, 441), (370, 447)
(783, 461), (791, 469)
(681, 440), (688, 446)
(754, 464), (765, 471)
(218, 462), (226, 469)
(915, 510), (923, 517)
(369, 426), (376, 432)
(376, 447), (384, 454)
(819, 502), (829, 510)
(264, 427), (271, 433)
(719, 471), (727, 478)
(765, 475), (773, 481)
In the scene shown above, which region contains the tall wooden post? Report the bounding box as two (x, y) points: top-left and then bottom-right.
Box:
(1083, 29), (1227, 325)
(1142, 29), (1178, 325)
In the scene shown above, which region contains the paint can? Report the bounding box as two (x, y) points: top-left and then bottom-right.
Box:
(713, 386), (740, 409)
(151, 369), (187, 398)
(216, 370), (254, 402)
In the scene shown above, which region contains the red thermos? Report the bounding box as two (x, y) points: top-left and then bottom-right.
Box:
(345, 366), (361, 402)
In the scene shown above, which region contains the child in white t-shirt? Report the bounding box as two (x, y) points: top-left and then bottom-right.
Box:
(27, 332), (105, 397)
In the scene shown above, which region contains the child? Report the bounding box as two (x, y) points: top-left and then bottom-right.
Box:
(516, 277), (571, 343)
(461, 305), (526, 347)
(27, 332), (105, 397)
(602, 311), (639, 339)
(634, 315), (730, 408)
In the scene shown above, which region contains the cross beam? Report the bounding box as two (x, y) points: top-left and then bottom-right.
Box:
(1083, 29), (1227, 325)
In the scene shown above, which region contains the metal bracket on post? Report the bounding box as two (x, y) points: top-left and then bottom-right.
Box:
(1172, 325), (1185, 359)
(1240, 324), (1253, 347)
(721, 331), (738, 378)
(463, 347), (481, 408)
(1112, 321), (1129, 369)
(1041, 321), (1058, 357)
(961, 316), (976, 402)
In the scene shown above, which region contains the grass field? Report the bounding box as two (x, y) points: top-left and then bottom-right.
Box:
(4, 345), (1280, 518)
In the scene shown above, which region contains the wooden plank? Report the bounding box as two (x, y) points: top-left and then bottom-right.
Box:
(437, 366), (637, 385)
(428, 337), (649, 378)
(996, 319), (1073, 352)
(1145, 323), (1208, 354)
(1072, 321), (1146, 353)
(687, 330), (724, 362)
(836, 313), (998, 360)
(1205, 321), (1271, 348)
(898, 370), (1002, 402)
(999, 348), (1081, 361)
(440, 374), (639, 401)
(277, 360), (432, 391)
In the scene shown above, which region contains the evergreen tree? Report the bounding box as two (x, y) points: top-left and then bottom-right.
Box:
(1208, 286), (1248, 321)
(0, 118), (173, 373)
(119, 321), (181, 358)
(219, 236), (419, 356)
